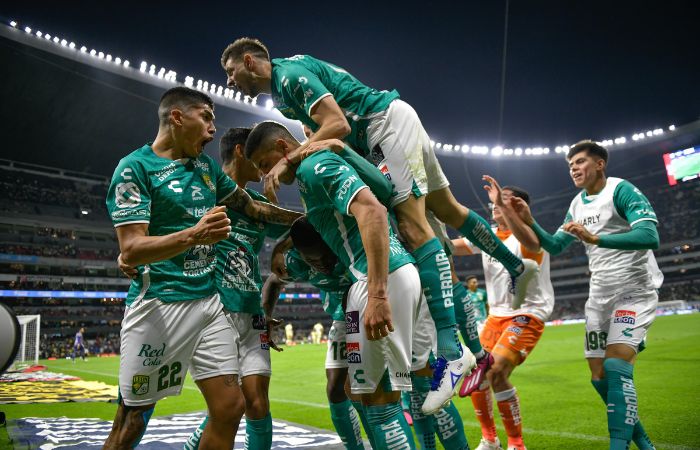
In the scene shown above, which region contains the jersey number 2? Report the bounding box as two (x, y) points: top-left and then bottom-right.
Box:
(157, 361), (183, 391)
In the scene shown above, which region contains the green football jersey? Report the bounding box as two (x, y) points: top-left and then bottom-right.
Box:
(468, 288), (488, 322)
(216, 188), (289, 314)
(271, 55), (400, 156)
(284, 248), (351, 321)
(296, 151), (414, 282)
(106, 144), (238, 305)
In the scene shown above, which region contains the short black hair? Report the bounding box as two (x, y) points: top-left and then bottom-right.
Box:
(466, 275), (478, 282)
(245, 121), (298, 160)
(220, 127), (252, 165)
(567, 140), (609, 163)
(221, 37), (270, 67)
(502, 185), (531, 205)
(290, 216), (326, 254)
(158, 87), (213, 126)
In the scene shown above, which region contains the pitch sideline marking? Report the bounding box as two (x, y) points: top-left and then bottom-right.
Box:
(54, 366), (697, 449)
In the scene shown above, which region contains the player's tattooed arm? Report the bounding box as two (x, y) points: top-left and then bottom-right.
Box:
(220, 187), (302, 225)
(271, 236), (293, 278)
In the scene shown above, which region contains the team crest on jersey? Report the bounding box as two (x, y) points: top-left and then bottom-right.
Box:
(252, 314), (267, 330)
(345, 311), (360, 334)
(347, 342), (361, 364)
(201, 173), (215, 192)
(132, 375), (150, 395)
(512, 315), (531, 325)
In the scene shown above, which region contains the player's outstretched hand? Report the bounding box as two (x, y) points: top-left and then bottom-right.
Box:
(117, 254), (138, 279)
(563, 222), (600, 245)
(299, 139), (345, 159)
(191, 206), (231, 245)
(364, 296), (394, 340)
(482, 175), (505, 207)
(510, 197), (535, 225)
(266, 316), (284, 352)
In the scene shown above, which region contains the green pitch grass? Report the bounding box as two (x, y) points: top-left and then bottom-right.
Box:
(2, 314), (699, 449)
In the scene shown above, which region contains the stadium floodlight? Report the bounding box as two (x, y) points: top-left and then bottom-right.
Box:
(53, 36), (59, 43)
(669, 124), (676, 131)
(44, 34), (51, 40)
(60, 39), (67, 46)
(35, 31), (42, 37)
(653, 128), (663, 135)
(81, 210), (89, 215)
(504, 148), (513, 155)
(515, 148), (522, 156)
(614, 137), (626, 145)
(69, 42), (75, 49)
(265, 99), (274, 110)
(115, 57), (121, 64)
(89, 49), (96, 56)
(80, 46), (87, 53)
(123, 60), (130, 68)
(244, 95), (250, 104)
(543, 148), (550, 154)
(436, 143), (442, 149)
(430, 140), (435, 147)
(98, 51), (104, 59)
(251, 97), (258, 106)
(24, 26), (31, 33)
(10, 21), (17, 27)
(461, 145), (469, 153)
(105, 54), (112, 62)
(491, 146), (503, 156)
(140, 61), (147, 72)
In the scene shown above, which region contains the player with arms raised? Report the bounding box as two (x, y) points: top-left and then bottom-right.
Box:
(503, 140), (661, 450)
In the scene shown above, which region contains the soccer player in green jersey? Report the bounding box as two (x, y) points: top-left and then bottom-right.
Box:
(104, 88), (300, 449)
(495, 141), (661, 450)
(466, 276), (489, 329)
(245, 120), (431, 449)
(268, 217), (472, 450)
(183, 127), (290, 450)
(263, 218), (369, 450)
(220, 38), (529, 413)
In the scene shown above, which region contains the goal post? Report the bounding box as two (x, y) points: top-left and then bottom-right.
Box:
(14, 314), (41, 369)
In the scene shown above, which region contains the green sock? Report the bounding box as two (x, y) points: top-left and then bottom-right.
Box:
(592, 378), (655, 450)
(131, 405), (154, 448)
(413, 238), (460, 359)
(330, 400), (365, 450)
(434, 402), (470, 450)
(401, 391), (412, 412)
(366, 401), (416, 450)
(452, 282), (484, 357)
(458, 211), (523, 276)
(184, 415), (207, 450)
(604, 359), (637, 450)
(353, 400), (376, 449)
(409, 375), (437, 449)
(245, 413), (272, 450)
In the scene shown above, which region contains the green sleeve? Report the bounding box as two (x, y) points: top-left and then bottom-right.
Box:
(338, 146), (393, 207)
(598, 220), (659, 250)
(613, 180), (658, 226)
(278, 63), (331, 116)
(106, 158), (152, 226)
(211, 157), (238, 202)
(532, 221), (575, 256)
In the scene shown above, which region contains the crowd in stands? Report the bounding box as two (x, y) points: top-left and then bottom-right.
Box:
(39, 333), (120, 359)
(0, 168), (109, 222)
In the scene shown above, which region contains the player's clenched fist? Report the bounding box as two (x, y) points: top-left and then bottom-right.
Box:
(191, 206), (231, 244)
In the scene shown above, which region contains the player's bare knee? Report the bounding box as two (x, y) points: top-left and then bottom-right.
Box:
(209, 394), (245, 425)
(244, 396), (269, 420)
(327, 380), (347, 403)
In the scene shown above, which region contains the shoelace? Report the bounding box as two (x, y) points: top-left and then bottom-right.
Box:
(429, 356), (448, 391)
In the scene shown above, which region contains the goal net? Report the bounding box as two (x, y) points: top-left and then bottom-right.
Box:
(13, 314), (41, 369)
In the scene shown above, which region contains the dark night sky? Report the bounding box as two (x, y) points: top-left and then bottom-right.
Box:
(3, 1), (699, 148)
